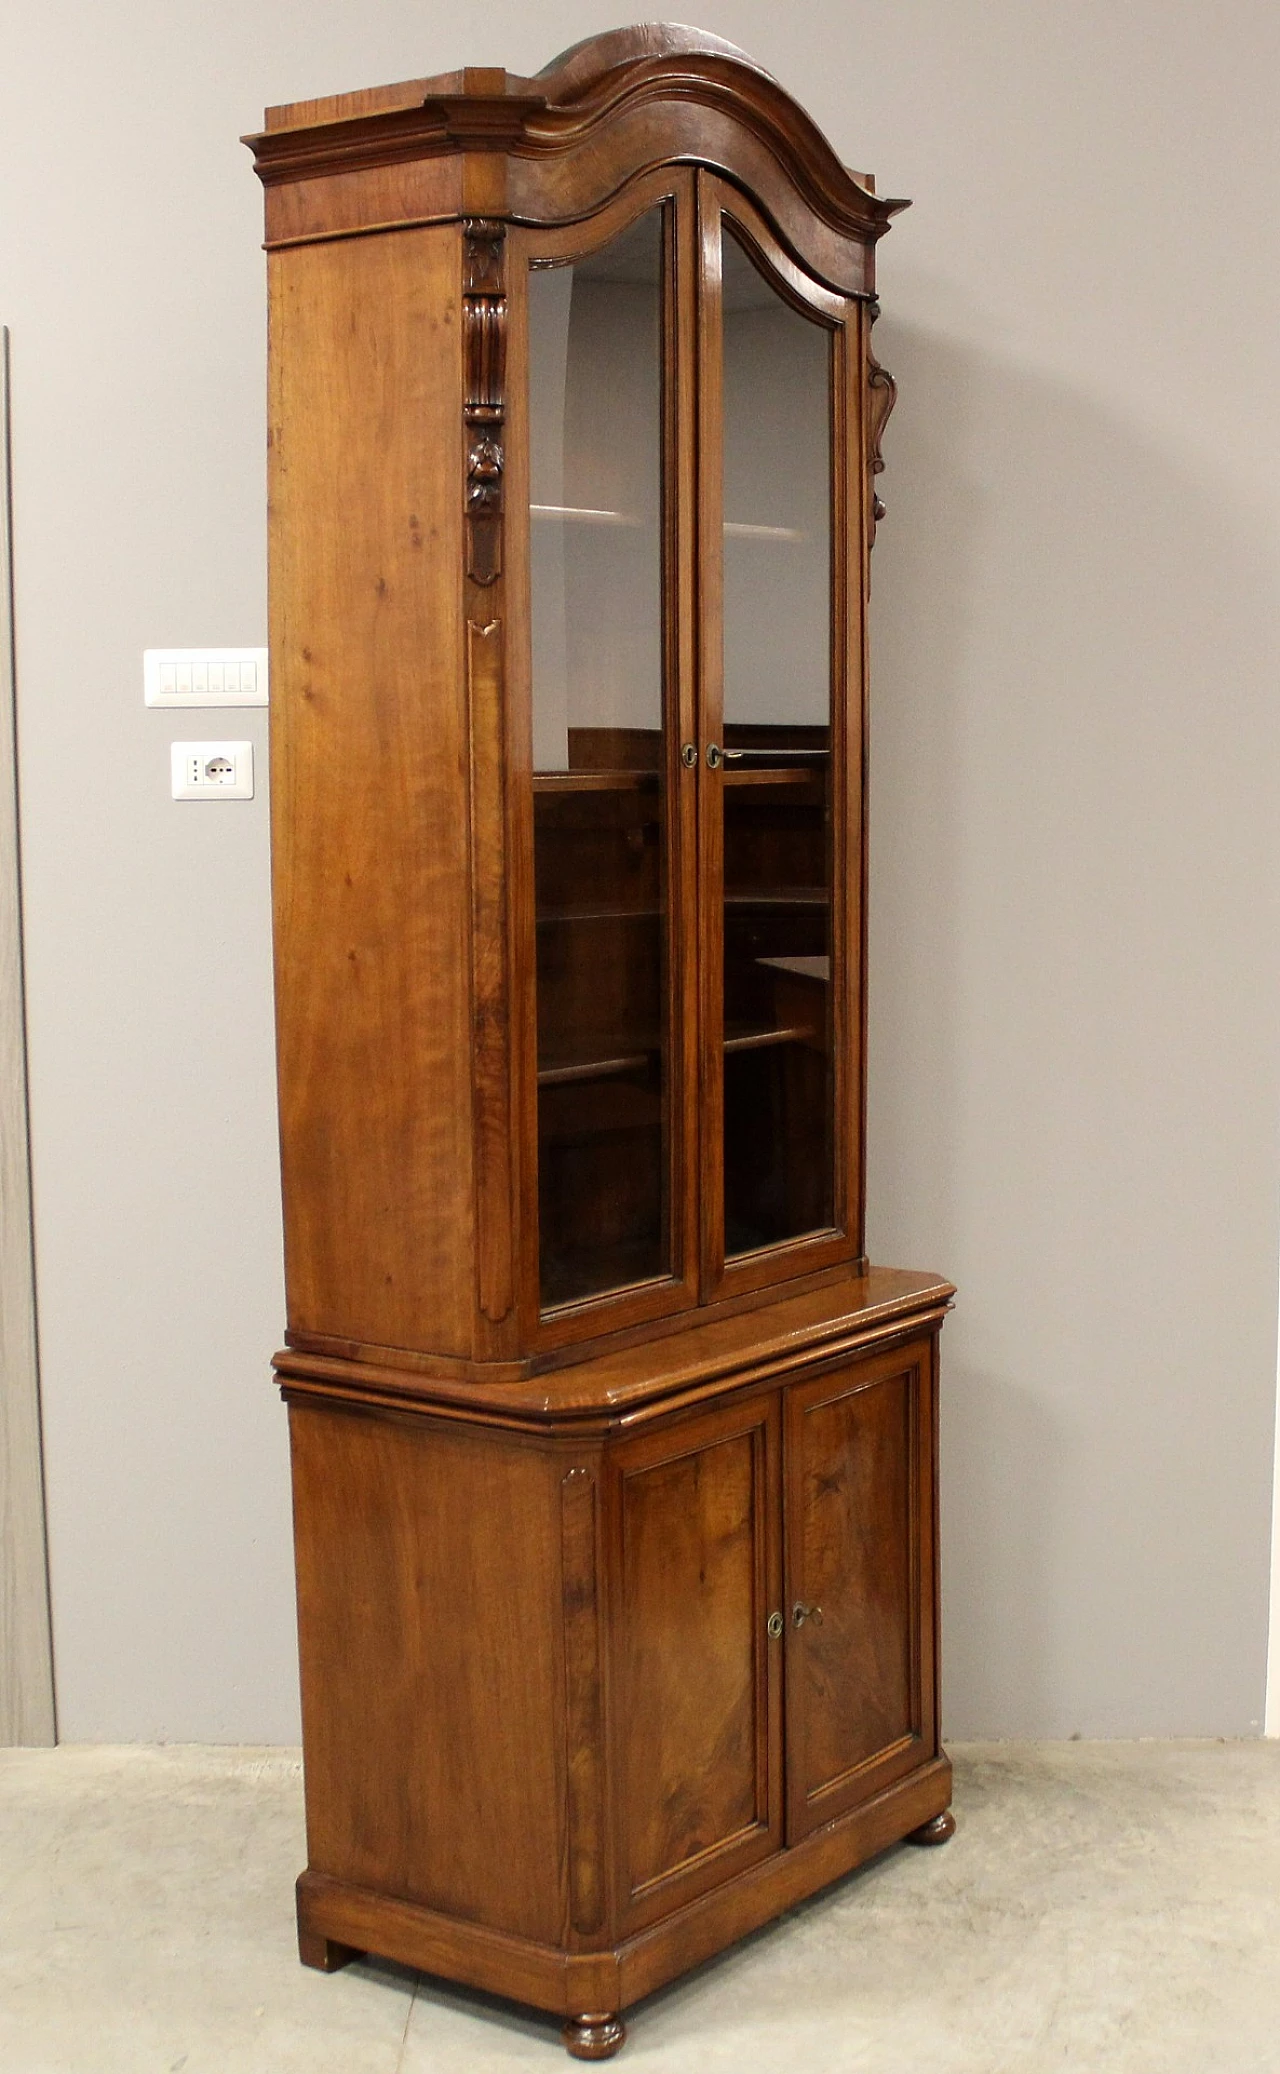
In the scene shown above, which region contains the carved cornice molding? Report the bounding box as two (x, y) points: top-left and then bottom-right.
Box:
(246, 26), (907, 251)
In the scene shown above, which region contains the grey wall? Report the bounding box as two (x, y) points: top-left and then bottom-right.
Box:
(2, 0), (1276, 1739)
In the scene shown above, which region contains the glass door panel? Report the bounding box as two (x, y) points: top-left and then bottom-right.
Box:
(719, 222), (835, 1259)
(527, 207), (673, 1311)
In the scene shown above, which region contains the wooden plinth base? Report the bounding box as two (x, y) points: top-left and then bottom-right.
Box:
(296, 1754), (952, 2050)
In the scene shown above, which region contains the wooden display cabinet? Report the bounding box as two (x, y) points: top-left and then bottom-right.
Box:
(247, 25), (955, 2060)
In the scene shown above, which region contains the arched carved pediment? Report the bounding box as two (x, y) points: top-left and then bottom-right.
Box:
(247, 25), (907, 290)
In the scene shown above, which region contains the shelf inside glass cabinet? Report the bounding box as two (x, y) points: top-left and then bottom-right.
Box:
(531, 505), (807, 543)
(533, 769), (658, 794)
(536, 1014), (824, 1095)
(536, 1040), (657, 1088)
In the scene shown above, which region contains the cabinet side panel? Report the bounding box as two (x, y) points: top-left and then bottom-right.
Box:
(269, 227), (474, 1356)
(290, 1402), (567, 1944)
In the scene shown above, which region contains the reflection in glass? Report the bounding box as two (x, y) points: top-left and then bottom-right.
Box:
(720, 222), (835, 1256)
(528, 209), (670, 1309)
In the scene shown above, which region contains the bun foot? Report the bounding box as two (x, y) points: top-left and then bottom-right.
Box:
(563, 2012), (626, 2060)
(907, 1809), (956, 1847)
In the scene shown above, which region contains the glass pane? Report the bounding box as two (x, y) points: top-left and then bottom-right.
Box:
(528, 209), (670, 1309)
(720, 222), (835, 1257)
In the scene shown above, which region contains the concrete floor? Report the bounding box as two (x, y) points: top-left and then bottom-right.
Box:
(1, 1742), (1278, 2072)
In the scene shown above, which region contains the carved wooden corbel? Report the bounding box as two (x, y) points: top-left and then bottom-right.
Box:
(866, 297), (897, 552)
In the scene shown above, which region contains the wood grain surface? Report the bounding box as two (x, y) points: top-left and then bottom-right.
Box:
(290, 1401), (567, 1943)
(784, 1337), (937, 1840)
(609, 1392), (782, 1931)
(268, 226), (476, 1358)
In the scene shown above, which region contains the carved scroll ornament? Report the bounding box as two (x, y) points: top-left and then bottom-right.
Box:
(866, 297), (897, 552)
(463, 219), (507, 587)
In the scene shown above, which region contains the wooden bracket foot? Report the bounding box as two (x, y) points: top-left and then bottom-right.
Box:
(298, 1925), (360, 1971)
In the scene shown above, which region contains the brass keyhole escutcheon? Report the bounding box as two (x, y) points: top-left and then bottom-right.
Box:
(705, 742), (723, 769)
(681, 742), (698, 768)
(767, 1610), (784, 1639)
(792, 1602), (823, 1628)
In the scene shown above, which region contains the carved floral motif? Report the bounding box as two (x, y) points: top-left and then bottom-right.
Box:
(463, 219), (507, 587)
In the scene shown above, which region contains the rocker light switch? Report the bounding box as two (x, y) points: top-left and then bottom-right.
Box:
(146, 648), (268, 707)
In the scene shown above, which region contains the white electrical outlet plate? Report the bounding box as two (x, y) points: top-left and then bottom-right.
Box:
(145, 648), (268, 707)
(170, 740), (254, 800)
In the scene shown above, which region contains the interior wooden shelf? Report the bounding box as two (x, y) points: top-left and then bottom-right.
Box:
(533, 764), (820, 793)
(724, 767), (821, 788)
(528, 507), (805, 543)
(724, 889), (828, 911)
(758, 955), (830, 980)
(723, 1022), (818, 1055)
(530, 504), (645, 527)
(723, 520), (807, 541)
(722, 748), (828, 763)
(534, 770), (660, 793)
(535, 893), (827, 927)
(536, 905), (662, 925)
(537, 1020), (821, 1089)
(537, 1048), (653, 1087)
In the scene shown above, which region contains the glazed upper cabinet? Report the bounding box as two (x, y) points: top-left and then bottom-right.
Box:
(516, 172), (879, 1345)
(254, 25), (905, 1378)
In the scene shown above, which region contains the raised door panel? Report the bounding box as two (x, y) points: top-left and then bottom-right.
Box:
(608, 1393), (782, 1933)
(783, 1336), (937, 1842)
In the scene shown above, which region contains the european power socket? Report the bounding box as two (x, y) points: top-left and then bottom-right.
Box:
(170, 741), (255, 800)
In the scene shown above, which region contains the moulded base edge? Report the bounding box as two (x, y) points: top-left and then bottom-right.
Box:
(296, 1750), (953, 2021)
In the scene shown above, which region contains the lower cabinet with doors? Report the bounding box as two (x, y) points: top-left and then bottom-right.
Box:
(281, 1270), (954, 2059)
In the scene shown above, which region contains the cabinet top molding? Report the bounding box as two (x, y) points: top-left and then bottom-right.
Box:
(244, 23), (908, 252)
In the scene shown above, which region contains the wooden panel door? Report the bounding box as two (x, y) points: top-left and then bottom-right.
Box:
(608, 1392), (783, 1933)
(783, 1336), (937, 1843)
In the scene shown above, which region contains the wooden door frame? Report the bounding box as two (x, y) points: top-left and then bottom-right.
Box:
(781, 1336), (936, 1842)
(695, 173), (866, 1305)
(604, 1390), (784, 1934)
(0, 328), (56, 1745)
(507, 172), (703, 1355)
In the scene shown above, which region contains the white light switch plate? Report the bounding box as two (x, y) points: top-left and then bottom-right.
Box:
(146, 648), (268, 707)
(171, 741), (254, 800)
